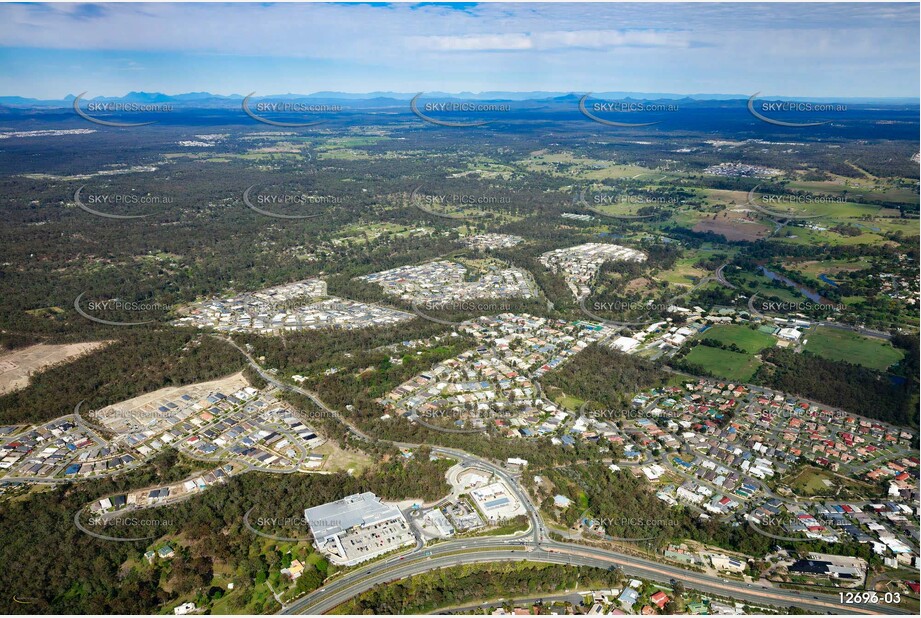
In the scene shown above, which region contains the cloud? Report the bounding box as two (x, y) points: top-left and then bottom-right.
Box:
(409, 29), (690, 52)
(0, 2), (916, 98)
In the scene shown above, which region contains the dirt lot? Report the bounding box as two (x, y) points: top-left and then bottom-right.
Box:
(0, 342), (110, 395)
(693, 209), (773, 242)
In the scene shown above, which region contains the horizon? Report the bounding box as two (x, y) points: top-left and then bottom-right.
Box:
(4, 89), (920, 103)
(0, 2), (918, 99)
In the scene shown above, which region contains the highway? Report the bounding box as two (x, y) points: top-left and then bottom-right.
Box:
(282, 539), (911, 615)
(211, 334), (910, 617)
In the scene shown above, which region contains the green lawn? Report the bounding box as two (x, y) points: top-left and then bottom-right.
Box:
(804, 327), (904, 371)
(786, 465), (881, 499)
(699, 325), (776, 354)
(775, 225), (885, 247)
(684, 346), (761, 382)
(731, 271), (805, 304)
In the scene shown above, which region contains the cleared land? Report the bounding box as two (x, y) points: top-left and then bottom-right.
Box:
(781, 258), (868, 284)
(0, 342), (110, 395)
(692, 210), (773, 242)
(804, 327), (904, 371)
(786, 465), (880, 499)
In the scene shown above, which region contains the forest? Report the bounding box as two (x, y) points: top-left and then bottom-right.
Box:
(753, 347), (917, 427)
(0, 447), (452, 614)
(333, 562), (626, 614)
(540, 344), (668, 411)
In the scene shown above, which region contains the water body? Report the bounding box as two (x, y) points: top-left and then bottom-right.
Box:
(854, 222), (882, 232)
(759, 267), (832, 304)
(818, 274), (840, 288)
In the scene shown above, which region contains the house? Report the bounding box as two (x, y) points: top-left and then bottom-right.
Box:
(173, 602), (196, 615)
(281, 559), (304, 581)
(157, 545), (175, 560)
(618, 587), (639, 609)
(554, 494), (573, 508)
(650, 591), (670, 610)
(709, 553), (745, 573)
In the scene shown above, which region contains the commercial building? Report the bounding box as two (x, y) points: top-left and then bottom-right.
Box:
(469, 481), (524, 521)
(304, 492), (415, 566)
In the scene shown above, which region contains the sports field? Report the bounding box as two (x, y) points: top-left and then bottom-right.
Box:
(804, 327), (904, 371)
(684, 345), (761, 382)
(700, 324), (776, 354)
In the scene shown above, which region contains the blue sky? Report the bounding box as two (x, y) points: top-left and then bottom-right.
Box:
(0, 2), (917, 98)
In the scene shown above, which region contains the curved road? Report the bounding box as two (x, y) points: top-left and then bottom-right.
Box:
(209, 335), (905, 616)
(282, 541), (910, 615)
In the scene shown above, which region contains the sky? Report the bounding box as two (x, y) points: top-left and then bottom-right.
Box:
(0, 2), (918, 99)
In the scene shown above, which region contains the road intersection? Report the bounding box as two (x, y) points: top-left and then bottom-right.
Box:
(215, 336), (910, 616)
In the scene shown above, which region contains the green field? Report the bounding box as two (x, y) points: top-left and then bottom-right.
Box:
(699, 324), (776, 354)
(787, 176), (920, 205)
(786, 465), (881, 499)
(731, 271), (805, 304)
(775, 225), (886, 247)
(804, 327), (904, 371)
(781, 258), (869, 284)
(546, 386), (585, 412)
(684, 345), (761, 382)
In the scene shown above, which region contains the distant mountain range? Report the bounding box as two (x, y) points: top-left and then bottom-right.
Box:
(1, 91), (917, 108)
